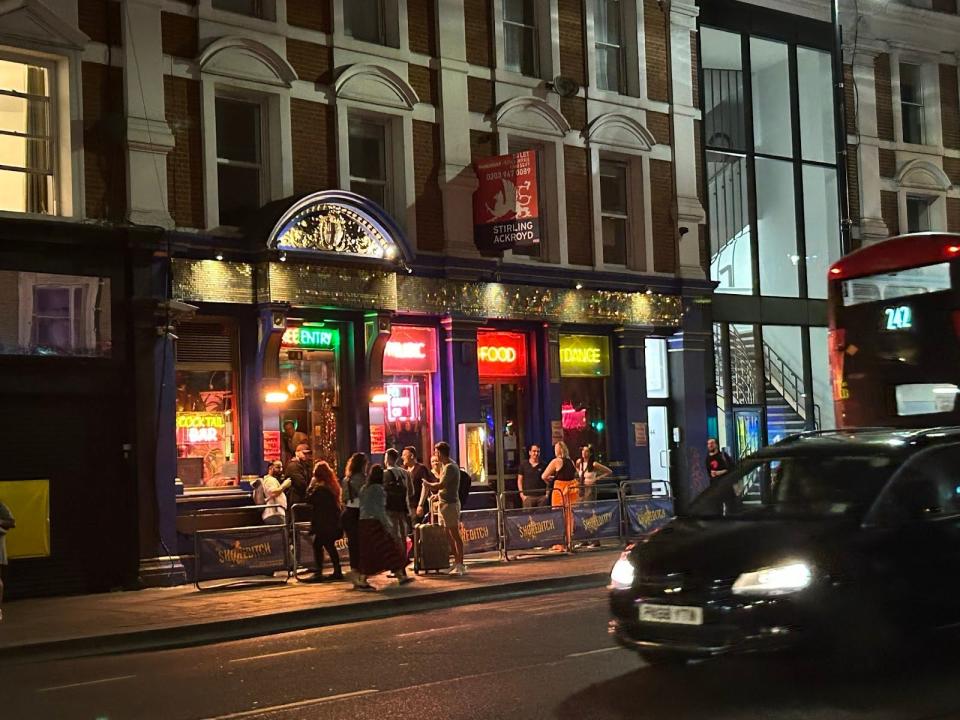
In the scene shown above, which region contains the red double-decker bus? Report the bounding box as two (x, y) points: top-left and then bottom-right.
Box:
(828, 232), (960, 428)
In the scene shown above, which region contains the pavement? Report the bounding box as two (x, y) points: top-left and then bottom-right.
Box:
(0, 548), (619, 663)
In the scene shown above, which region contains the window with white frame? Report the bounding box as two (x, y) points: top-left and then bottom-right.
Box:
(13, 272), (111, 357)
(503, 0), (539, 77)
(906, 195), (935, 233)
(600, 159), (628, 265)
(215, 97), (264, 227)
(346, 0), (386, 45)
(900, 63), (925, 145)
(0, 58), (55, 215)
(349, 118), (391, 213)
(595, 0), (625, 93)
(212, 0), (267, 19)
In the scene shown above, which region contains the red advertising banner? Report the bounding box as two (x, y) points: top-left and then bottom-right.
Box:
(383, 325), (437, 374)
(263, 431), (282, 462)
(473, 151), (540, 254)
(477, 330), (528, 378)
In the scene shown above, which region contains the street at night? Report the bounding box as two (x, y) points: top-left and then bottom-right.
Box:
(3, 588), (960, 720)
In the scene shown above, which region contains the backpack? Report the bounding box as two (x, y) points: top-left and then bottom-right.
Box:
(458, 467), (472, 507)
(384, 467), (408, 513)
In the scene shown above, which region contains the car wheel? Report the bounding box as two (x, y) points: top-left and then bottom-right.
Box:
(638, 650), (689, 667)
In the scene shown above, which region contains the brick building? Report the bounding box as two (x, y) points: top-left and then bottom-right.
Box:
(0, 0), (713, 594)
(841, 0), (960, 243)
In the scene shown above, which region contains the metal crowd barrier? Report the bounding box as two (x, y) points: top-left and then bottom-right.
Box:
(567, 484), (625, 551)
(619, 481), (675, 539)
(499, 490), (569, 560)
(188, 505), (291, 590)
(289, 502), (351, 579)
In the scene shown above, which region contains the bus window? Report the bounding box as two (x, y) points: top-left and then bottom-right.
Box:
(840, 261), (951, 306)
(895, 384), (960, 416)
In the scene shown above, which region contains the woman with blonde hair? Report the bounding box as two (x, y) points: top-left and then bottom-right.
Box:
(542, 441), (578, 549)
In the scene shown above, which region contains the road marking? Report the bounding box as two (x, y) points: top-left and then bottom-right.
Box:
(395, 624), (469, 638)
(37, 675), (136, 693)
(565, 646), (621, 659)
(228, 647), (315, 664)
(201, 689), (379, 720)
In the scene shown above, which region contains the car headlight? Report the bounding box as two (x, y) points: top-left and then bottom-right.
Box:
(610, 554), (635, 590)
(732, 561), (812, 596)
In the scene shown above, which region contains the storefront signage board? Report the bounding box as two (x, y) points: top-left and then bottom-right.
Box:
(385, 382), (421, 422)
(263, 431), (282, 462)
(370, 424), (387, 454)
(383, 326), (437, 374)
(633, 422), (648, 447)
(281, 326), (339, 350)
(473, 151), (541, 255)
(551, 420), (564, 445)
(477, 331), (528, 378)
(559, 335), (610, 377)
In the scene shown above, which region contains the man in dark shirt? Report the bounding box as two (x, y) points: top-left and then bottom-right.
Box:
(705, 438), (738, 513)
(705, 438), (734, 483)
(402, 446), (430, 522)
(518, 445), (548, 508)
(284, 443), (312, 508)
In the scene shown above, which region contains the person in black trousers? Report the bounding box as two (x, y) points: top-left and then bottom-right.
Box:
(305, 460), (343, 581)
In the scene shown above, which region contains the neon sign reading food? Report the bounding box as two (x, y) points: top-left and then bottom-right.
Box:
(477, 331), (527, 377)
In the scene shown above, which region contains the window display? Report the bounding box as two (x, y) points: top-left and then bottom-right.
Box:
(374, 325), (437, 460)
(559, 334), (610, 459)
(176, 369), (239, 488)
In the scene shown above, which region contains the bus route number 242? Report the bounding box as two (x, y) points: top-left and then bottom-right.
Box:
(883, 305), (913, 331)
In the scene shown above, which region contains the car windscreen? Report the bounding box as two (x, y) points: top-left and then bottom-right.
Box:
(687, 454), (897, 519)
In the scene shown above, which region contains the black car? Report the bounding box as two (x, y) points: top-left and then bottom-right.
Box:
(609, 428), (960, 666)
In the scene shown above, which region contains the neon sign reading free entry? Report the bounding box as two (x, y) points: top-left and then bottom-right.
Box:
(282, 326), (339, 350)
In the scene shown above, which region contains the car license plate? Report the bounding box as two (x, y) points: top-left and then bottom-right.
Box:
(639, 603), (703, 625)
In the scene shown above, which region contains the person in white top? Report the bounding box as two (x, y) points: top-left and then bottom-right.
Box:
(576, 444), (612, 548)
(253, 461), (290, 525)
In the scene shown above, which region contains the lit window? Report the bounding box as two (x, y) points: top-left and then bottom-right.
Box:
(906, 195), (933, 233)
(900, 63), (925, 145)
(349, 119), (390, 212)
(595, 0), (624, 93)
(212, 0), (265, 18)
(215, 97), (263, 227)
(346, 0), (386, 45)
(503, 0), (539, 77)
(0, 58), (54, 214)
(600, 160), (628, 265)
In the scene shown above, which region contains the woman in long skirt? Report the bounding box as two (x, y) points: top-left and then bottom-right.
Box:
(355, 464), (413, 590)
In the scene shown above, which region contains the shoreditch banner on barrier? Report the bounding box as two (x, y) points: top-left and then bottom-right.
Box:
(571, 500), (622, 542)
(196, 526), (289, 581)
(295, 525), (349, 570)
(624, 498), (674, 537)
(459, 510), (500, 555)
(503, 506), (566, 551)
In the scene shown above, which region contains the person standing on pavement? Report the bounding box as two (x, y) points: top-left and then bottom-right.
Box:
(518, 445), (548, 508)
(341, 452), (367, 578)
(284, 444), (312, 509)
(543, 442), (578, 549)
(383, 448), (412, 540)
(402, 446), (430, 525)
(305, 461), (344, 581)
(0, 500), (14, 620)
(356, 464), (413, 590)
(706, 438), (738, 513)
(575, 445), (612, 547)
(252, 460), (289, 525)
(422, 442), (466, 575)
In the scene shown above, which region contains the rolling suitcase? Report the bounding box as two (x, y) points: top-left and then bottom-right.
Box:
(414, 498), (450, 574)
